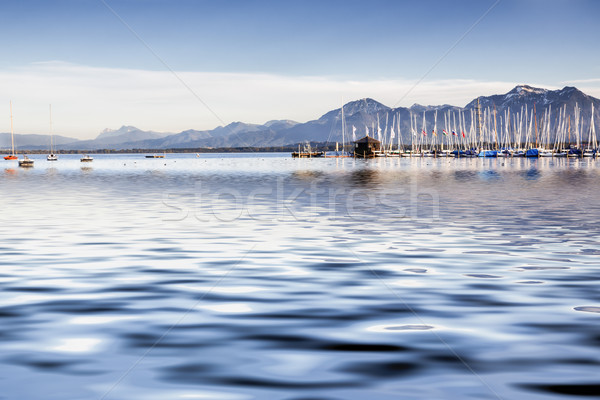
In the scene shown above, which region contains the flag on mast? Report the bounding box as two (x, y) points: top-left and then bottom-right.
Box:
(422, 130), (427, 136)
(442, 129), (448, 136)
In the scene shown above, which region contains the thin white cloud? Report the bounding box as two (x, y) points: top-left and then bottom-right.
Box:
(0, 61), (548, 139)
(561, 78), (600, 85)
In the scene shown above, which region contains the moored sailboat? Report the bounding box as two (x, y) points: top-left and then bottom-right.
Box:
(4, 101), (17, 160)
(538, 148), (553, 157)
(582, 103), (598, 157)
(325, 100), (352, 157)
(47, 104), (58, 161)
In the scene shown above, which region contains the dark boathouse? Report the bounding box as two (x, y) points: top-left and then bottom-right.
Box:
(354, 135), (381, 158)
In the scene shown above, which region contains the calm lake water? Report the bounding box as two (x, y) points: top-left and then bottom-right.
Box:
(1, 153), (599, 400)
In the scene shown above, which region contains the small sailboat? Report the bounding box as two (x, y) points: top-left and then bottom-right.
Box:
(583, 103), (598, 157)
(47, 105), (58, 161)
(325, 100), (352, 158)
(18, 155), (34, 167)
(554, 150), (568, 158)
(582, 148), (595, 158)
(4, 101), (17, 160)
(80, 154), (93, 162)
(497, 148), (513, 157)
(567, 146), (581, 158)
(538, 148), (553, 157)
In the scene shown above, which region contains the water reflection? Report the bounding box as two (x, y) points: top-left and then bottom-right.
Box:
(347, 168), (380, 187)
(522, 167), (541, 180)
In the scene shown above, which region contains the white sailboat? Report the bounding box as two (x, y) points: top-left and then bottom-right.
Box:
(583, 103), (597, 157)
(47, 104), (58, 161)
(326, 99), (351, 157)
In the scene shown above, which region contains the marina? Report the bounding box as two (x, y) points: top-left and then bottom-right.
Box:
(289, 97), (600, 160)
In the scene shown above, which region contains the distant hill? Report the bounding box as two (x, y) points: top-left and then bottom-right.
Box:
(7, 85), (600, 150)
(0, 132), (78, 150)
(55, 125), (175, 150)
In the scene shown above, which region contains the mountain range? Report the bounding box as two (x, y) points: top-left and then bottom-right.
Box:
(2, 85), (599, 151)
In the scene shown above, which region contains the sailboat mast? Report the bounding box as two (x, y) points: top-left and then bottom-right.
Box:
(568, 115), (571, 146)
(10, 101), (14, 156)
(49, 104), (54, 153)
(391, 115), (395, 153)
(493, 104), (498, 150)
(433, 110), (437, 151)
(534, 104), (538, 149)
(341, 100), (345, 153)
(476, 98), (482, 150)
(591, 103), (596, 149)
(397, 113), (401, 151)
(384, 112), (389, 152)
(421, 111), (426, 153)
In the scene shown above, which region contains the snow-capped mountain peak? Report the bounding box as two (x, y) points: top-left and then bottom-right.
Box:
(512, 85), (547, 95)
(97, 125), (139, 139)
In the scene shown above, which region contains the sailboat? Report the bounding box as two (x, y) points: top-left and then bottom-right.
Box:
(47, 105), (58, 161)
(4, 101), (17, 160)
(325, 100), (351, 157)
(582, 103), (597, 157)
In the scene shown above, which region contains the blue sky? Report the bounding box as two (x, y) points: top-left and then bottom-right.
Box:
(1, 0), (598, 138)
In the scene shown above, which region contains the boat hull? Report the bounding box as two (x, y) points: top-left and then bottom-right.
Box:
(291, 152), (324, 158)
